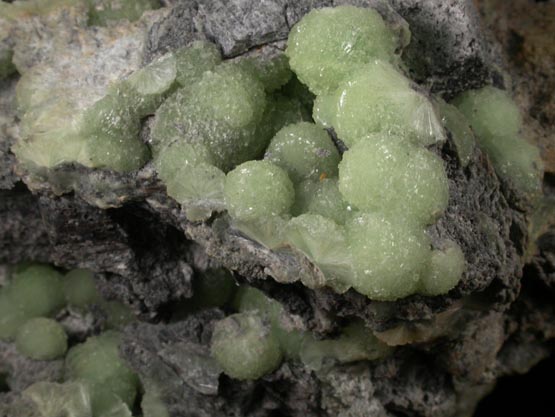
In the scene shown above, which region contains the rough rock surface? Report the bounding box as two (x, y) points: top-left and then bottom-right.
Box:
(1, 1), (554, 416)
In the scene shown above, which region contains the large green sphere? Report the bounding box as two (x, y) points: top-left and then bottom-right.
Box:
(15, 318), (68, 360)
(224, 160), (294, 222)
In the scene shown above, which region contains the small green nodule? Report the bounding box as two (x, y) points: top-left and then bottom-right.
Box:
(16, 318), (68, 360)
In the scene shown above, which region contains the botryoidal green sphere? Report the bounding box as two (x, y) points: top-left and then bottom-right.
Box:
(292, 178), (351, 225)
(265, 122), (340, 183)
(211, 312), (283, 380)
(65, 331), (140, 416)
(15, 318), (68, 360)
(345, 213), (431, 301)
(224, 160), (295, 222)
(419, 242), (466, 296)
(63, 269), (99, 308)
(338, 136), (449, 226)
(9, 264), (66, 318)
(286, 5), (398, 95)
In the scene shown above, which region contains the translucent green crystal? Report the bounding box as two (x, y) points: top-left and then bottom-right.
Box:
(300, 321), (391, 371)
(9, 264), (66, 318)
(265, 122), (340, 183)
(0, 290), (27, 341)
(174, 41), (222, 88)
(224, 160), (294, 222)
(23, 381), (92, 417)
(453, 86), (543, 196)
(453, 86), (522, 140)
(233, 286), (306, 359)
(211, 312), (283, 380)
(345, 213), (431, 301)
(237, 54), (292, 93)
(286, 5), (398, 95)
(151, 63), (268, 170)
(437, 100), (476, 166)
(65, 331), (140, 417)
(232, 215), (288, 249)
(292, 178), (352, 225)
(314, 61), (444, 147)
(419, 241), (465, 296)
(88, 0), (161, 26)
(338, 137), (449, 225)
(284, 214), (352, 290)
(15, 318), (68, 360)
(63, 269), (99, 308)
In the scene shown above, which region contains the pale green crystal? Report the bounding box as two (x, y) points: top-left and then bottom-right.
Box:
(63, 269), (99, 308)
(0, 290), (27, 341)
(9, 264), (66, 318)
(232, 215), (288, 249)
(314, 61), (444, 147)
(292, 178), (352, 225)
(101, 301), (135, 329)
(237, 54), (292, 93)
(88, 0), (160, 26)
(23, 381), (92, 417)
(437, 100), (476, 166)
(345, 213), (431, 301)
(453, 86), (543, 196)
(338, 137), (449, 225)
(453, 86), (522, 140)
(285, 214), (352, 290)
(300, 321), (391, 371)
(265, 122), (340, 183)
(233, 286), (306, 359)
(419, 241), (466, 296)
(65, 331), (140, 417)
(151, 64), (268, 170)
(286, 5), (398, 95)
(211, 312), (283, 380)
(174, 41), (221, 88)
(15, 318), (68, 360)
(224, 160), (294, 222)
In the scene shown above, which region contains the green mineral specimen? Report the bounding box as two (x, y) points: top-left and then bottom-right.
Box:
(224, 160), (294, 222)
(65, 331), (140, 417)
(211, 312), (283, 380)
(15, 318), (68, 360)
(151, 63), (268, 170)
(286, 5), (398, 95)
(314, 61), (444, 147)
(284, 214), (352, 290)
(292, 178), (352, 225)
(0, 291), (27, 341)
(265, 122), (340, 183)
(419, 241), (466, 296)
(345, 213), (431, 301)
(101, 301), (135, 329)
(23, 381), (92, 417)
(437, 100), (476, 167)
(174, 41), (222, 87)
(338, 137), (449, 225)
(0, 48), (16, 80)
(453, 86), (543, 197)
(63, 269), (99, 308)
(88, 0), (161, 26)
(300, 321), (391, 371)
(237, 54), (292, 93)
(9, 264), (66, 318)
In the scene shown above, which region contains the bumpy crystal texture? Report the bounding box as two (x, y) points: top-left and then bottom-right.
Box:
(211, 312), (283, 380)
(292, 178), (352, 225)
(454, 86), (543, 197)
(265, 122), (340, 183)
(286, 5), (397, 95)
(345, 213), (431, 301)
(338, 137), (449, 225)
(314, 61), (444, 148)
(224, 160), (294, 222)
(419, 242), (466, 296)
(15, 318), (68, 360)
(65, 331), (140, 417)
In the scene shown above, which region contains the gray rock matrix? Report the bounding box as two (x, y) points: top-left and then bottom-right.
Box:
(1, 1), (553, 416)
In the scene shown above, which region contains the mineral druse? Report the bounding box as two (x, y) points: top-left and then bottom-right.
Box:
(0, 0), (549, 416)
